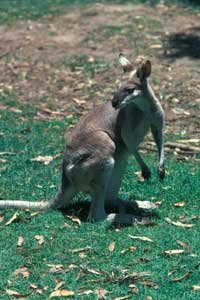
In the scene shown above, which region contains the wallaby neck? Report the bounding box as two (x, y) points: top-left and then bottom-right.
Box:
(142, 79), (162, 111)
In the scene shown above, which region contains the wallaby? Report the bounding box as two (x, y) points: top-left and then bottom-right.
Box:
(0, 54), (165, 224)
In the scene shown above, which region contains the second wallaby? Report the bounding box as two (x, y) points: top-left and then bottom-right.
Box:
(0, 54), (165, 224)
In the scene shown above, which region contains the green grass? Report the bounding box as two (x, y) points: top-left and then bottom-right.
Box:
(0, 0), (199, 24)
(0, 97), (200, 299)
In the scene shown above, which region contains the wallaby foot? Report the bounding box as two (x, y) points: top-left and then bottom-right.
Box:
(105, 213), (137, 225)
(158, 165), (165, 180)
(142, 167), (151, 180)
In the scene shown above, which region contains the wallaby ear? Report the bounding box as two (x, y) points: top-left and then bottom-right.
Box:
(141, 60), (151, 78)
(119, 53), (133, 72)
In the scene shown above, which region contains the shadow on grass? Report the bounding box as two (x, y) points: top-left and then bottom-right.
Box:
(164, 26), (200, 60)
(59, 199), (159, 228)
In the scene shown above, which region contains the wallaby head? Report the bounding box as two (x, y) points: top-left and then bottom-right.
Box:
(112, 54), (152, 109)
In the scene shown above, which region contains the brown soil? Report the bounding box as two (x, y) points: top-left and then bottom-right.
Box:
(0, 3), (200, 145)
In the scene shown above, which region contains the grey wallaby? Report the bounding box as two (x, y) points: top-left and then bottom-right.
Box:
(0, 54), (165, 224)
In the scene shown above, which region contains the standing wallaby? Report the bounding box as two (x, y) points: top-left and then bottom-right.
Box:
(0, 54), (165, 224)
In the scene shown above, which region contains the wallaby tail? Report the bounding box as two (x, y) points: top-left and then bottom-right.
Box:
(0, 200), (51, 210)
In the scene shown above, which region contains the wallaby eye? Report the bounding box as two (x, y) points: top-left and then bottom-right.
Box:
(126, 88), (135, 94)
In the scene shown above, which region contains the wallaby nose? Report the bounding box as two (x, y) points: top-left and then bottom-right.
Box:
(112, 100), (119, 109)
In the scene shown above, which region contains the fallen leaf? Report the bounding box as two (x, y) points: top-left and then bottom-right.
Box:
(129, 235), (153, 242)
(174, 201), (185, 207)
(108, 241), (116, 252)
(54, 282), (64, 291)
(30, 153), (60, 165)
(67, 215), (81, 226)
(164, 249), (185, 256)
(165, 217), (194, 228)
(35, 235), (44, 245)
(121, 246), (137, 254)
(0, 151), (16, 155)
(114, 296), (131, 300)
(81, 266), (101, 275)
(13, 267), (30, 278)
(135, 200), (157, 209)
(30, 211), (40, 217)
(50, 289), (74, 298)
(168, 269), (177, 276)
(48, 264), (64, 273)
(69, 246), (91, 253)
(6, 289), (30, 298)
(78, 290), (93, 296)
(128, 284), (139, 294)
(171, 272), (191, 282)
(192, 285), (200, 291)
(17, 236), (24, 247)
(30, 283), (38, 289)
(172, 108), (190, 115)
(0, 158), (7, 163)
(150, 44), (163, 49)
(0, 215), (4, 223)
(95, 289), (109, 299)
(6, 289), (21, 296)
(135, 171), (145, 182)
(176, 240), (192, 250)
(5, 212), (18, 225)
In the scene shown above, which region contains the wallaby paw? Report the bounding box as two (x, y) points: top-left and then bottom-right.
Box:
(105, 213), (138, 225)
(158, 166), (165, 180)
(142, 168), (151, 180)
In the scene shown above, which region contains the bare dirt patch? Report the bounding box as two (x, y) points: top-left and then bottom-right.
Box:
(0, 3), (199, 152)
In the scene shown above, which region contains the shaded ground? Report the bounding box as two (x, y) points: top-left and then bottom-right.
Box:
(0, 2), (200, 144)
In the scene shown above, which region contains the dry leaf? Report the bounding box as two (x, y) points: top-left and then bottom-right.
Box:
(114, 296), (131, 300)
(95, 289), (109, 299)
(171, 272), (191, 282)
(48, 264), (64, 273)
(164, 249), (185, 256)
(5, 212), (18, 225)
(135, 200), (157, 209)
(50, 289), (74, 298)
(168, 269), (177, 276)
(121, 246), (137, 254)
(69, 246), (91, 253)
(0, 158), (7, 163)
(30, 211), (40, 217)
(0, 215), (4, 223)
(13, 267), (30, 278)
(192, 285), (200, 291)
(67, 215), (81, 226)
(17, 236), (24, 247)
(108, 241), (116, 252)
(78, 290), (93, 296)
(30, 283), (38, 289)
(135, 171), (145, 182)
(35, 235), (44, 245)
(176, 240), (192, 250)
(54, 282), (64, 291)
(165, 217), (194, 228)
(150, 44), (162, 49)
(30, 153), (60, 165)
(129, 235), (153, 242)
(174, 201), (185, 207)
(81, 266), (101, 275)
(6, 289), (21, 296)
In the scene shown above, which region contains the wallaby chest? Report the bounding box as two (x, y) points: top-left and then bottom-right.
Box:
(119, 104), (152, 150)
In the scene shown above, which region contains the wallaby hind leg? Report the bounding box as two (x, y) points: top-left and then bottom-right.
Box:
(105, 151), (128, 210)
(88, 157), (115, 222)
(50, 168), (77, 209)
(133, 150), (151, 179)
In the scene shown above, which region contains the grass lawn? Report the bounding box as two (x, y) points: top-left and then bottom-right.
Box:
(0, 96), (200, 299)
(0, 0), (200, 299)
